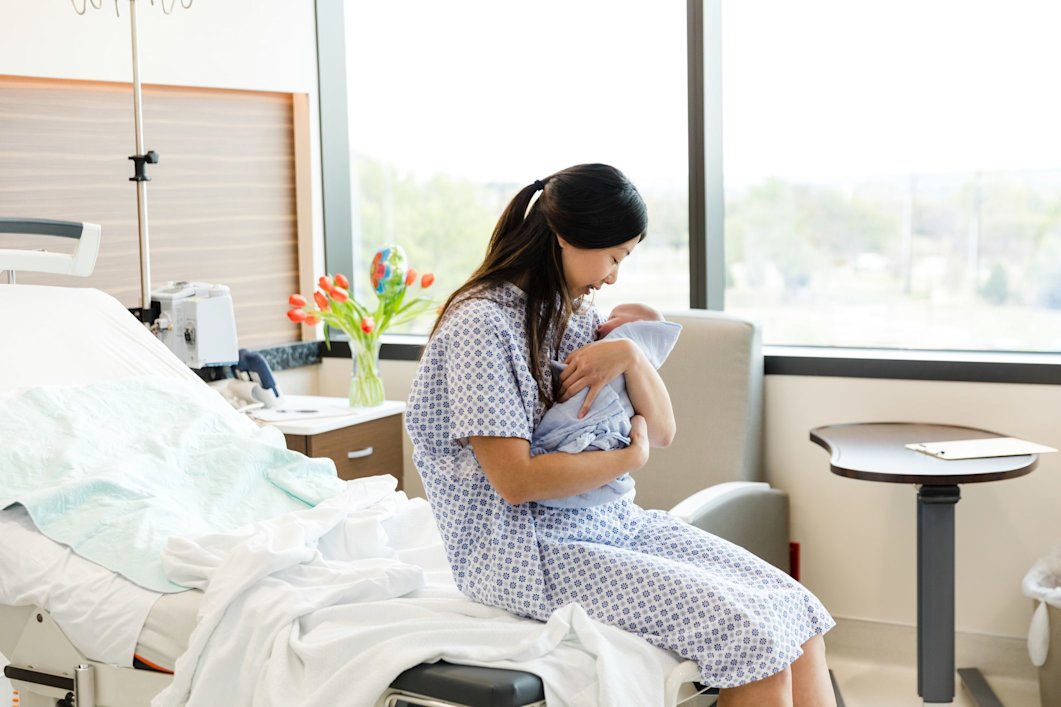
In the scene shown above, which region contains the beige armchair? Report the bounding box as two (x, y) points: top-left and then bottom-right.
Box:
(636, 309), (790, 574)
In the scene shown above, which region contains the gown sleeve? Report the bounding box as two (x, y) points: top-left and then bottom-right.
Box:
(441, 298), (533, 444)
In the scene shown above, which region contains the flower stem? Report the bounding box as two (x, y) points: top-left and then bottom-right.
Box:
(348, 339), (384, 407)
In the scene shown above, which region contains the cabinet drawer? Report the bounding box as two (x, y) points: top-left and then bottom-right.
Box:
(284, 414), (403, 488)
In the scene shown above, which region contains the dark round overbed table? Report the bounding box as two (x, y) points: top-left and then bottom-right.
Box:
(810, 422), (1038, 706)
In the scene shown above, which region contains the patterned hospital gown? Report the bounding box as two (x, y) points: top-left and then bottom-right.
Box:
(405, 281), (834, 688)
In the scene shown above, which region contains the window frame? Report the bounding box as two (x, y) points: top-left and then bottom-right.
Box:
(314, 0), (1061, 385)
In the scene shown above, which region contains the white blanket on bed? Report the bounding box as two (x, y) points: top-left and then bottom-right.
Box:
(152, 476), (680, 707)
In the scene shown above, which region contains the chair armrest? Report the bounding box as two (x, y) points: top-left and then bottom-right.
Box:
(668, 481), (790, 574)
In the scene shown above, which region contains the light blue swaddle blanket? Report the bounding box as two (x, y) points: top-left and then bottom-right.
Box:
(0, 378), (346, 592)
(533, 319), (682, 508)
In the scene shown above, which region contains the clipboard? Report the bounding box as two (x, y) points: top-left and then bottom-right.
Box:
(905, 437), (1057, 460)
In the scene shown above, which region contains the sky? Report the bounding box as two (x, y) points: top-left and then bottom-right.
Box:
(344, 0), (688, 192)
(722, 0), (1061, 185)
(345, 0), (1061, 191)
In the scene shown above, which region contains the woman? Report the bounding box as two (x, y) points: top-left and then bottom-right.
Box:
(405, 163), (836, 706)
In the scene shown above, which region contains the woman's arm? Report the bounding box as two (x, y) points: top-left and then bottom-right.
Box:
(557, 338), (676, 447)
(471, 415), (649, 505)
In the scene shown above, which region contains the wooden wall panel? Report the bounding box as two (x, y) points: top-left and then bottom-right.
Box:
(0, 75), (301, 348)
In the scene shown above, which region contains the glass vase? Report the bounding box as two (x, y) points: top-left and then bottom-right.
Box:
(348, 338), (385, 408)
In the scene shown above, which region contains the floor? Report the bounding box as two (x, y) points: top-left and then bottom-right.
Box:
(828, 655), (1040, 707)
(0, 634), (1046, 707)
(824, 617), (1043, 707)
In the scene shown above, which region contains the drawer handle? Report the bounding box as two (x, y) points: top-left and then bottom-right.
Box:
(347, 446), (374, 460)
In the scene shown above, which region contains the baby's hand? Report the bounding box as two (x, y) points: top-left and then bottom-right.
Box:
(598, 314), (628, 339)
(595, 316), (624, 339)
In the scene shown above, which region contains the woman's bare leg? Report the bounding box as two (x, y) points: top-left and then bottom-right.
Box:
(791, 634), (837, 707)
(717, 635), (835, 707)
(716, 666), (793, 707)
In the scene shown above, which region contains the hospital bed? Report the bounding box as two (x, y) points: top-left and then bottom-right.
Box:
(0, 218), (788, 707)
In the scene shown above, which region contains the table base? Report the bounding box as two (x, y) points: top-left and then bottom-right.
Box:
(917, 487), (1007, 706)
(957, 667), (1005, 707)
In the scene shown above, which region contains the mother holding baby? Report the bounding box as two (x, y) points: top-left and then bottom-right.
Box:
(405, 163), (836, 706)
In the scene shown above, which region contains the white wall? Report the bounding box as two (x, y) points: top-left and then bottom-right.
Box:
(766, 375), (1061, 640)
(0, 2), (315, 93)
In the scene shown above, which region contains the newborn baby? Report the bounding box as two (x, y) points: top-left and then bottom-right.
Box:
(532, 303), (681, 508)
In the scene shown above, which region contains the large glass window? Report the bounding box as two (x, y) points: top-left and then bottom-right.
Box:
(344, 0), (688, 329)
(722, 0), (1061, 352)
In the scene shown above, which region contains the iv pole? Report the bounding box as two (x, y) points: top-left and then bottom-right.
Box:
(127, 0), (160, 323)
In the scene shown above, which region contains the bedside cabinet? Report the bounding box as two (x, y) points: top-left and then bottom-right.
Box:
(262, 396), (406, 489)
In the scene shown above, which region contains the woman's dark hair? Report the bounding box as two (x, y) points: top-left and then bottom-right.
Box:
(432, 163), (647, 403)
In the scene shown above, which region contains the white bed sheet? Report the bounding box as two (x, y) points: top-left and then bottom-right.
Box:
(0, 505), (160, 666)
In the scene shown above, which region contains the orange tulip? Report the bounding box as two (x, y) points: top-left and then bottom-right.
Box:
(285, 258), (436, 342)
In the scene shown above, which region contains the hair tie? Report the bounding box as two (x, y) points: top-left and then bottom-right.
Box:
(533, 179), (545, 192)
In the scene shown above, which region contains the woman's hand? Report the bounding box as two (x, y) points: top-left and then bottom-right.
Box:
(628, 414), (650, 469)
(557, 338), (639, 418)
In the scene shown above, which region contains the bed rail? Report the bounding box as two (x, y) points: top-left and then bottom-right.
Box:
(0, 217), (102, 281)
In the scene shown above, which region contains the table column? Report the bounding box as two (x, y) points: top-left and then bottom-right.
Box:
(917, 484), (960, 703)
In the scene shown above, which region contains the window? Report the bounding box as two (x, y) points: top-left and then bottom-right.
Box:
(342, 0), (688, 328)
(319, 1), (1061, 376)
(722, 0), (1061, 352)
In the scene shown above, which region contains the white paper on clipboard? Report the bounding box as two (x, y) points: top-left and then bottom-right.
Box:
(905, 437), (1057, 460)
